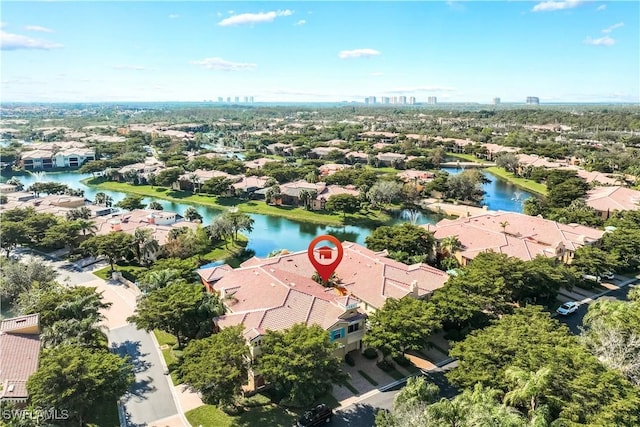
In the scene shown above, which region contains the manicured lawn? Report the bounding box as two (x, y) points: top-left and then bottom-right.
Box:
(154, 329), (177, 347)
(486, 167), (548, 195)
(85, 178), (393, 226)
(358, 370), (379, 386)
(341, 380), (360, 394)
(93, 264), (147, 282)
(447, 153), (488, 163)
(185, 401), (298, 427)
(185, 405), (234, 427)
(87, 401), (120, 427)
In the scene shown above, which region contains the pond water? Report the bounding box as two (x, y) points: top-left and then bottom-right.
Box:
(2, 171), (446, 257)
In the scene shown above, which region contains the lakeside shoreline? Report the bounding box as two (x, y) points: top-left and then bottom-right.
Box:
(82, 178), (396, 227)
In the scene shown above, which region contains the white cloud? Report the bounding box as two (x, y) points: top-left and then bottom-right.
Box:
(596, 4), (607, 11)
(338, 48), (381, 59)
(602, 22), (623, 33)
(168, 14), (180, 19)
(190, 57), (257, 71)
(218, 10), (293, 26)
(532, 0), (585, 12)
(24, 25), (54, 33)
(112, 65), (146, 71)
(584, 36), (615, 46)
(0, 30), (63, 50)
(294, 20), (306, 26)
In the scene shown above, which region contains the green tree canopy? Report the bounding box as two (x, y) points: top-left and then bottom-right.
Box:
(127, 282), (224, 348)
(27, 346), (134, 426)
(324, 193), (361, 219)
(114, 194), (146, 211)
(178, 325), (249, 407)
(364, 296), (441, 358)
(365, 223), (435, 264)
(80, 232), (136, 272)
(258, 323), (347, 406)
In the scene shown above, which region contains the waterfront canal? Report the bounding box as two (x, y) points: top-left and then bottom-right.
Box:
(1, 169), (534, 257)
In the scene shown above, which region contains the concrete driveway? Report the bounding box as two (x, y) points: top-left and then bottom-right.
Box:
(110, 325), (178, 426)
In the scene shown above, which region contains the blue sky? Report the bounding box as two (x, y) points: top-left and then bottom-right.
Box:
(1, 1), (638, 103)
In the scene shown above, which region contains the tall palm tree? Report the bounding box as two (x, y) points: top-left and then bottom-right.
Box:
(42, 317), (107, 349)
(133, 228), (159, 265)
(500, 221), (510, 234)
(74, 219), (98, 237)
(439, 235), (463, 257)
(504, 366), (553, 416)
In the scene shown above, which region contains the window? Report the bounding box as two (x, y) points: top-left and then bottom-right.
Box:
(330, 328), (344, 341)
(348, 323), (360, 333)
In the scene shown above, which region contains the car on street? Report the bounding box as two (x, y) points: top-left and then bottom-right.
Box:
(556, 301), (579, 316)
(295, 404), (333, 426)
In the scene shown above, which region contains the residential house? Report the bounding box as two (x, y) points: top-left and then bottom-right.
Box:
(244, 158), (277, 169)
(92, 209), (199, 247)
(584, 186), (640, 219)
(266, 143), (294, 156)
(359, 131), (399, 143)
(278, 181), (359, 210)
(0, 314), (41, 404)
(376, 152), (407, 166)
(319, 163), (350, 176)
(424, 211), (604, 265)
(397, 170), (434, 184)
(20, 150), (53, 170)
(175, 169), (242, 192)
(197, 242), (448, 391)
(344, 151), (369, 164)
(480, 143), (520, 161)
(310, 147), (348, 158)
(232, 176), (270, 198)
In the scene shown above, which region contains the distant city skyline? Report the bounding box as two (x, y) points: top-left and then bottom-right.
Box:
(1, 1), (638, 104)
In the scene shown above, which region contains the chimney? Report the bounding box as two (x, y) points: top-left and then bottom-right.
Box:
(219, 287), (226, 299)
(410, 280), (419, 297)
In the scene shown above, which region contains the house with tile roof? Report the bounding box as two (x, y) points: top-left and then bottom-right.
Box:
(197, 241), (448, 391)
(424, 211), (604, 266)
(584, 186), (640, 219)
(0, 314), (41, 404)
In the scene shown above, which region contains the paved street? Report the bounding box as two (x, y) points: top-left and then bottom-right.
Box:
(110, 325), (178, 427)
(333, 363), (458, 427)
(556, 278), (637, 335)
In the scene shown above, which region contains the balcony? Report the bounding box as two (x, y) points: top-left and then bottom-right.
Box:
(346, 329), (365, 344)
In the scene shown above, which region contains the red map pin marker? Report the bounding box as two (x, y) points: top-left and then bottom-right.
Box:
(307, 235), (344, 282)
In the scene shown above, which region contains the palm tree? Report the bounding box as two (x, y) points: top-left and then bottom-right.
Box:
(139, 268), (183, 293)
(6, 177), (24, 191)
(189, 174), (201, 193)
(265, 185), (281, 205)
(147, 201), (164, 210)
(184, 207), (203, 222)
(74, 219), (98, 237)
(94, 192), (113, 207)
(439, 235), (463, 257)
(133, 228), (159, 265)
(42, 318), (107, 349)
(504, 366), (553, 416)
(500, 221), (510, 234)
(299, 189), (311, 210)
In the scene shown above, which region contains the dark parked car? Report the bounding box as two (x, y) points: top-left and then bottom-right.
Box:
(295, 404), (333, 426)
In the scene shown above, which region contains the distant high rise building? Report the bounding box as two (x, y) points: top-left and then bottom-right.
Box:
(250, 96), (254, 103)
(391, 96), (398, 104)
(365, 96), (377, 105)
(234, 96), (240, 103)
(398, 96), (407, 105)
(226, 97), (231, 103)
(408, 97), (416, 105)
(382, 97), (390, 104)
(493, 97), (501, 105)
(427, 96), (437, 104)
(244, 96), (249, 103)
(526, 96), (540, 105)
(217, 97), (223, 103)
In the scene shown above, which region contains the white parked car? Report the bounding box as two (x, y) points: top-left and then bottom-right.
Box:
(556, 301), (579, 316)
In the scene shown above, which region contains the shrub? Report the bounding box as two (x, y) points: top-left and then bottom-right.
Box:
(363, 348), (378, 360)
(377, 360), (395, 372)
(345, 353), (355, 366)
(393, 355), (411, 367)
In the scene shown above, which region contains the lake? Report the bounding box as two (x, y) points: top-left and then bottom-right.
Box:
(2, 169), (534, 257)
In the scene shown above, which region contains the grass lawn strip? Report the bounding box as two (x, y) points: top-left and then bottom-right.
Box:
(485, 167), (548, 195)
(341, 380), (360, 395)
(84, 178), (391, 226)
(357, 370), (379, 386)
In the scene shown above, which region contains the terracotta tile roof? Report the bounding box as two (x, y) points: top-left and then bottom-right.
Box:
(1, 314), (40, 333)
(0, 333), (41, 401)
(585, 186), (640, 212)
(424, 211), (604, 262)
(202, 242), (448, 312)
